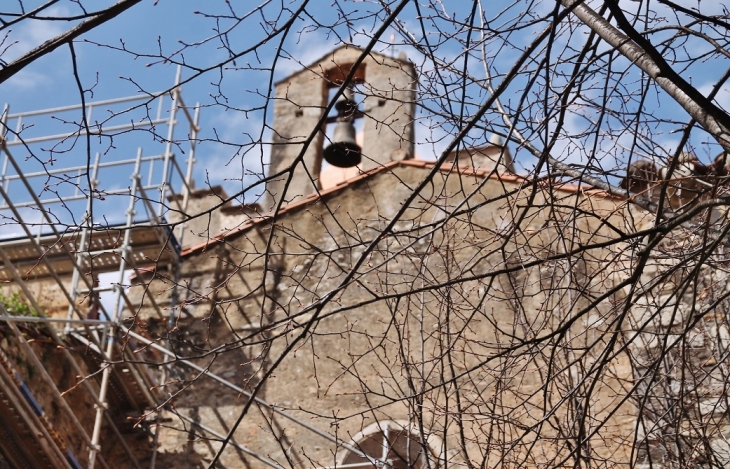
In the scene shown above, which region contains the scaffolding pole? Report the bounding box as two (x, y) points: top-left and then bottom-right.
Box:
(88, 147), (145, 469)
(0, 306), (108, 469)
(66, 151), (102, 333)
(0, 182), (159, 464)
(0, 339), (72, 469)
(0, 284), (142, 469)
(0, 140), (113, 326)
(171, 409), (284, 469)
(0, 316), (114, 325)
(177, 102), (200, 245)
(0, 246), (118, 468)
(158, 66), (182, 219)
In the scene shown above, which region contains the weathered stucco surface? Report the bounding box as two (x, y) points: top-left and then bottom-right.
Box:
(126, 163), (643, 468)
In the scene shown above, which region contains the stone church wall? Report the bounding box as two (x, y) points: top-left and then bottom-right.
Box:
(129, 165), (641, 468)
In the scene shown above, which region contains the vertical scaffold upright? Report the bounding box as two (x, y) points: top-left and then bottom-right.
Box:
(0, 66), (199, 469)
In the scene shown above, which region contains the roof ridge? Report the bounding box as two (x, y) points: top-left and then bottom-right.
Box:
(180, 161), (614, 256)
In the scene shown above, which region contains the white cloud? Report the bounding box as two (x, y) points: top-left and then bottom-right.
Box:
(4, 69), (52, 90)
(0, 207), (48, 240)
(3, 6), (68, 62)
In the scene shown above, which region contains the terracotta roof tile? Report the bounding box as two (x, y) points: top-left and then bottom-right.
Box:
(181, 160), (615, 256)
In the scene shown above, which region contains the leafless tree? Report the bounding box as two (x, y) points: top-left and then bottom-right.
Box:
(3, 1), (730, 468)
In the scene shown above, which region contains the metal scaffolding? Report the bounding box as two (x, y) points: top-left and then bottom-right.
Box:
(0, 66), (379, 469)
(0, 65), (199, 469)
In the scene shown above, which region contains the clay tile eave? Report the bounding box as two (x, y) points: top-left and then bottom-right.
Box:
(181, 160), (620, 258)
(181, 162), (403, 257)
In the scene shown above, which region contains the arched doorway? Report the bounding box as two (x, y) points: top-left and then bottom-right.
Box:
(337, 421), (441, 469)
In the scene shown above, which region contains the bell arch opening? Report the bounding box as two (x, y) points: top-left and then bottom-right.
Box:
(322, 65), (366, 169)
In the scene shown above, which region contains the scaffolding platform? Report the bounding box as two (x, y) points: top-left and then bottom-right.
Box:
(0, 224), (180, 280)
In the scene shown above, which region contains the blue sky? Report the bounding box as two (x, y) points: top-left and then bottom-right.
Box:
(3, 0), (730, 230)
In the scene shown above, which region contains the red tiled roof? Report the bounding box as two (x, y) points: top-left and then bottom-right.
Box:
(181, 160), (616, 257)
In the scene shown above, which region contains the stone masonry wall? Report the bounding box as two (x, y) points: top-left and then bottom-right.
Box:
(128, 165), (640, 468)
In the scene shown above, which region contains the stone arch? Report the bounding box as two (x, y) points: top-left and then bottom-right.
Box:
(335, 420), (443, 469)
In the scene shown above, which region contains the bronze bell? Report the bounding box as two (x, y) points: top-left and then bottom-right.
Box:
(323, 87), (361, 168)
(334, 87), (357, 115)
(324, 118), (361, 168)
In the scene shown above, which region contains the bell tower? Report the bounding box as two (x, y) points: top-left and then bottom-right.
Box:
(265, 46), (416, 209)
